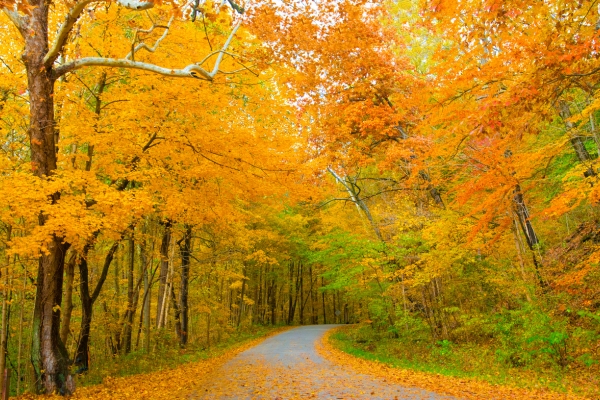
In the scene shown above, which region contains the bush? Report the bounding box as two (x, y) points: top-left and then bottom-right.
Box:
(493, 304), (570, 368)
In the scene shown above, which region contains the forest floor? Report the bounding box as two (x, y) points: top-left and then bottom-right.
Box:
(325, 325), (594, 399)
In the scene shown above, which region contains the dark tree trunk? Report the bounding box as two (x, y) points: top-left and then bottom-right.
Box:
(513, 185), (546, 288)
(558, 100), (595, 168)
(299, 262), (304, 324)
(270, 280), (277, 325)
(419, 171), (446, 209)
(122, 237), (136, 354)
(73, 244), (93, 374)
(322, 277), (327, 324)
(237, 267), (246, 328)
(170, 286), (183, 342)
(178, 225), (192, 346)
(74, 241), (119, 374)
(309, 266), (316, 324)
(60, 254), (76, 346)
(513, 185), (539, 249)
(156, 221), (171, 327)
(24, 1), (73, 392)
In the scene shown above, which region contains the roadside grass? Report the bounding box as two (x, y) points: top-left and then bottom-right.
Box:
(329, 325), (599, 399)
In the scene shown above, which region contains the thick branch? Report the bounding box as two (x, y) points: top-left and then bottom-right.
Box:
(115, 0), (154, 10)
(54, 58), (213, 80)
(43, 0), (96, 66)
(53, 22), (241, 80)
(90, 240), (120, 304)
(2, 8), (27, 36)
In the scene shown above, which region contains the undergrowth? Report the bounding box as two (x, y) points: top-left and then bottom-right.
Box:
(330, 324), (600, 398)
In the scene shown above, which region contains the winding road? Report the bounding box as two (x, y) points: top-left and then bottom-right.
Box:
(188, 325), (457, 399)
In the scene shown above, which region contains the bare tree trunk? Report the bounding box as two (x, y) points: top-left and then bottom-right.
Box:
(60, 254), (76, 346)
(156, 221), (171, 327)
(299, 261), (304, 324)
(178, 225), (192, 346)
(16, 262), (26, 396)
(287, 262), (294, 324)
(270, 280), (277, 325)
(237, 268), (246, 328)
(322, 277), (327, 324)
(309, 266), (316, 324)
(122, 237), (136, 353)
(557, 100), (596, 175)
(0, 241), (10, 398)
(170, 286), (183, 342)
(20, 3), (76, 389)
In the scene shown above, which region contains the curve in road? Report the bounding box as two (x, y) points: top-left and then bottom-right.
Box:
(189, 325), (458, 399)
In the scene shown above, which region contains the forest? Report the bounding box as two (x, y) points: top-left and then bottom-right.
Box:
(0, 0), (599, 397)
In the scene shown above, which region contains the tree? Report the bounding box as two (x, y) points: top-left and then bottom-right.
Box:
(1, 0), (249, 394)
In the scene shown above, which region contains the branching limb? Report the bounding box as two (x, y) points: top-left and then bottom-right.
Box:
(126, 15), (174, 61)
(53, 21), (242, 81)
(199, 22), (241, 76)
(44, 0), (157, 67)
(2, 7), (27, 37)
(43, 0), (96, 66)
(54, 57), (213, 80)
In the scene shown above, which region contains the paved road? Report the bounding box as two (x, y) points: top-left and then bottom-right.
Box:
(189, 325), (457, 399)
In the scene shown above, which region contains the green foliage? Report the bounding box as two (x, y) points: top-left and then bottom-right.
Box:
(493, 305), (570, 368)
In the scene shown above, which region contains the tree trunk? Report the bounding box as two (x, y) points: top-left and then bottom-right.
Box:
(558, 99), (595, 168)
(237, 268), (246, 328)
(513, 185), (539, 249)
(60, 254), (76, 346)
(322, 277), (327, 324)
(170, 286), (183, 342)
(74, 241), (119, 373)
(178, 225), (192, 346)
(287, 262), (294, 324)
(24, 2), (73, 392)
(299, 262), (304, 324)
(74, 251), (92, 374)
(16, 262), (27, 396)
(156, 221), (171, 328)
(0, 260), (9, 398)
(270, 280), (277, 325)
(122, 237), (135, 354)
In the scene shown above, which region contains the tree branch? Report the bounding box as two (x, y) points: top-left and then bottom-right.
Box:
(43, 0), (96, 66)
(115, 0), (154, 10)
(126, 15), (174, 61)
(2, 7), (27, 37)
(54, 58), (213, 80)
(226, 0), (244, 14)
(53, 21), (241, 80)
(90, 240), (120, 304)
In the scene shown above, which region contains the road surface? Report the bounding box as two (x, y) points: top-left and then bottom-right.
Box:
(188, 325), (457, 399)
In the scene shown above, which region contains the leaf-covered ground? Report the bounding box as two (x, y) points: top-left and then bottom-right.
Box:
(15, 325), (592, 399)
(322, 327), (589, 400)
(189, 325), (453, 399)
(15, 328), (291, 400)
